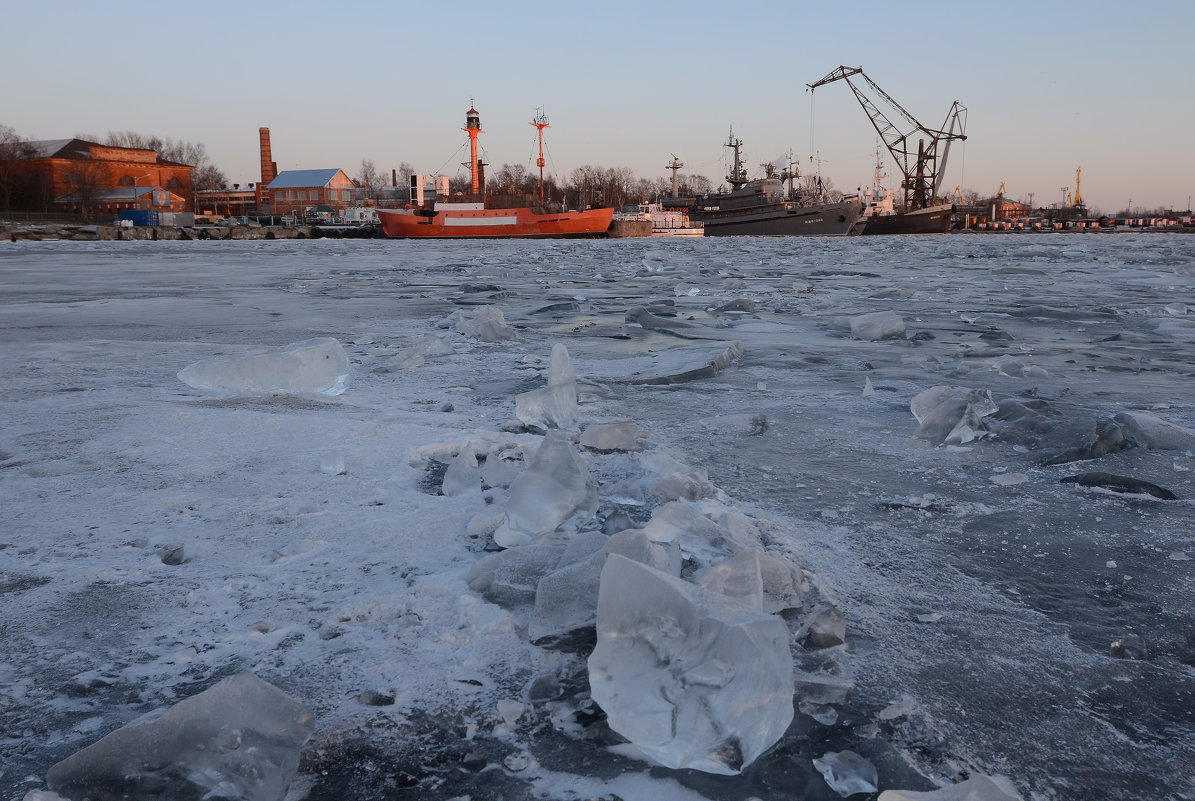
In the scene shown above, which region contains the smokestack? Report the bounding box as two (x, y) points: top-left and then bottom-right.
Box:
(259, 128), (277, 186)
(392, 169), (397, 187)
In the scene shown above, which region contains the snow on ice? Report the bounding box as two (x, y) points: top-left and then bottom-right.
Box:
(3, 235), (1195, 801)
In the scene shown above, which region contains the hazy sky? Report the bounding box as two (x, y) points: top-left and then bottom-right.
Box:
(4, 1), (1191, 213)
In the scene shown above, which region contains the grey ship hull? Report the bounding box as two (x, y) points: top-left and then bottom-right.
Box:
(702, 200), (861, 237)
(859, 203), (954, 235)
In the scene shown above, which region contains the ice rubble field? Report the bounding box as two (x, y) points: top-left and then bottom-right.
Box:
(1, 234), (1194, 801)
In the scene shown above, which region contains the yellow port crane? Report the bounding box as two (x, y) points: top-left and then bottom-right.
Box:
(1073, 167), (1083, 208)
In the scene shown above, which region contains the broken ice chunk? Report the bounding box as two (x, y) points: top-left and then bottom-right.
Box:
(911, 386), (996, 446)
(442, 443), (482, 496)
(47, 672), (312, 801)
(178, 337), (350, 396)
(477, 306), (518, 341)
(813, 750), (878, 797)
(587, 554), (794, 775)
(697, 550), (807, 614)
(528, 529), (680, 642)
(850, 310), (905, 340)
(516, 344), (579, 430)
(1113, 410), (1195, 450)
(493, 432), (597, 547)
(515, 381), (578, 430)
(877, 774), (1024, 801)
(579, 419), (643, 452)
(467, 543), (563, 608)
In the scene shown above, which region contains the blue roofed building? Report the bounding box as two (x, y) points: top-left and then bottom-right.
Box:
(265, 168), (353, 216)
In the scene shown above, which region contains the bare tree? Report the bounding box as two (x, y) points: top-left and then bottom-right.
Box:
(0, 123), (23, 211)
(192, 163), (227, 192)
(64, 160), (108, 216)
(355, 159), (383, 203)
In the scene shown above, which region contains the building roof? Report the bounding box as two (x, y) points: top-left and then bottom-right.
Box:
(267, 169), (345, 189)
(19, 139), (94, 159)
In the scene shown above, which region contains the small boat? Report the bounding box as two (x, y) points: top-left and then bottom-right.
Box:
(696, 130), (861, 237)
(627, 203), (704, 237)
(376, 106), (613, 239)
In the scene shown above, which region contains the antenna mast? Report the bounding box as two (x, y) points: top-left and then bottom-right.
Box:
(530, 108), (550, 207)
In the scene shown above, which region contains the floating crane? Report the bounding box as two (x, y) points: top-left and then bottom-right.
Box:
(808, 66), (967, 211)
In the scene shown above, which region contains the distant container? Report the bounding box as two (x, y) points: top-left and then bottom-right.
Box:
(120, 209), (159, 227)
(158, 212), (195, 227)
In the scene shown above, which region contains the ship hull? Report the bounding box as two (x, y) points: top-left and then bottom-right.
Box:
(376, 206), (613, 239)
(702, 201), (861, 237)
(859, 203), (953, 235)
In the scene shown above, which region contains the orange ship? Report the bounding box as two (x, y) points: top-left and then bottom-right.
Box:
(377, 106), (613, 239)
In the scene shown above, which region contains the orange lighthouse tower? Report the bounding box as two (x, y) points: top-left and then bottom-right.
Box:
(463, 104), (483, 195)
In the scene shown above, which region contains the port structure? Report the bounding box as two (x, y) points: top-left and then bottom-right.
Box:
(666, 154), (684, 198)
(808, 66), (967, 212)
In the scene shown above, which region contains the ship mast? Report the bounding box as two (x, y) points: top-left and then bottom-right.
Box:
(530, 108), (550, 207)
(725, 127), (747, 190)
(463, 103), (483, 196)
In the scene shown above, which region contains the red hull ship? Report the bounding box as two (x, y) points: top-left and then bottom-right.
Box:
(377, 106), (613, 239)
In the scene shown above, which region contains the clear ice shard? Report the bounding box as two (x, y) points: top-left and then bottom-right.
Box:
(587, 554), (794, 775)
(528, 529), (680, 642)
(493, 431), (597, 547)
(697, 550), (807, 614)
(177, 336), (350, 396)
(46, 672), (313, 801)
(476, 306), (518, 341)
(911, 386), (996, 446)
(813, 749), (879, 796)
(878, 774), (1024, 801)
(516, 344), (578, 430)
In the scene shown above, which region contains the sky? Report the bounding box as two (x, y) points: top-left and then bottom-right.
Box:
(3, 0), (1192, 214)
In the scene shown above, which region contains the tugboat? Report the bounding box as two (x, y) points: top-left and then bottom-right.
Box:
(697, 130), (861, 237)
(376, 106), (613, 239)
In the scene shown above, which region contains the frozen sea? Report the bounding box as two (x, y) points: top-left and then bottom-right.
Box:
(1, 233), (1194, 801)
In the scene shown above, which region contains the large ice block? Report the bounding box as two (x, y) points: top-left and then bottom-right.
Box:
(46, 672), (313, 801)
(587, 554), (794, 775)
(177, 337), (350, 396)
(493, 431), (598, 547)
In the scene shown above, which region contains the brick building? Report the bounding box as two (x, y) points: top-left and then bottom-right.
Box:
(3, 139), (194, 213)
(265, 169), (354, 216)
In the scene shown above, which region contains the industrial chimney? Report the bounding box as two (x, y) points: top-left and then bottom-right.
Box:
(259, 128), (277, 186)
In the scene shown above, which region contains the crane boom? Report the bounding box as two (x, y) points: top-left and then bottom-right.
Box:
(808, 66), (967, 211)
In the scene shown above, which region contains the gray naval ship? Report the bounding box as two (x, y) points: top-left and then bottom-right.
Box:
(696, 130), (861, 237)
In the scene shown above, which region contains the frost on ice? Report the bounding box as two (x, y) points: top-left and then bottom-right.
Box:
(587, 554), (794, 775)
(177, 336), (350, 396)
(492, 431), (598, 547)
(45, 672), (312, 801)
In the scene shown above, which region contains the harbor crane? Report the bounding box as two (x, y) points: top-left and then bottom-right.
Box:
(808, 66), (967, 212)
